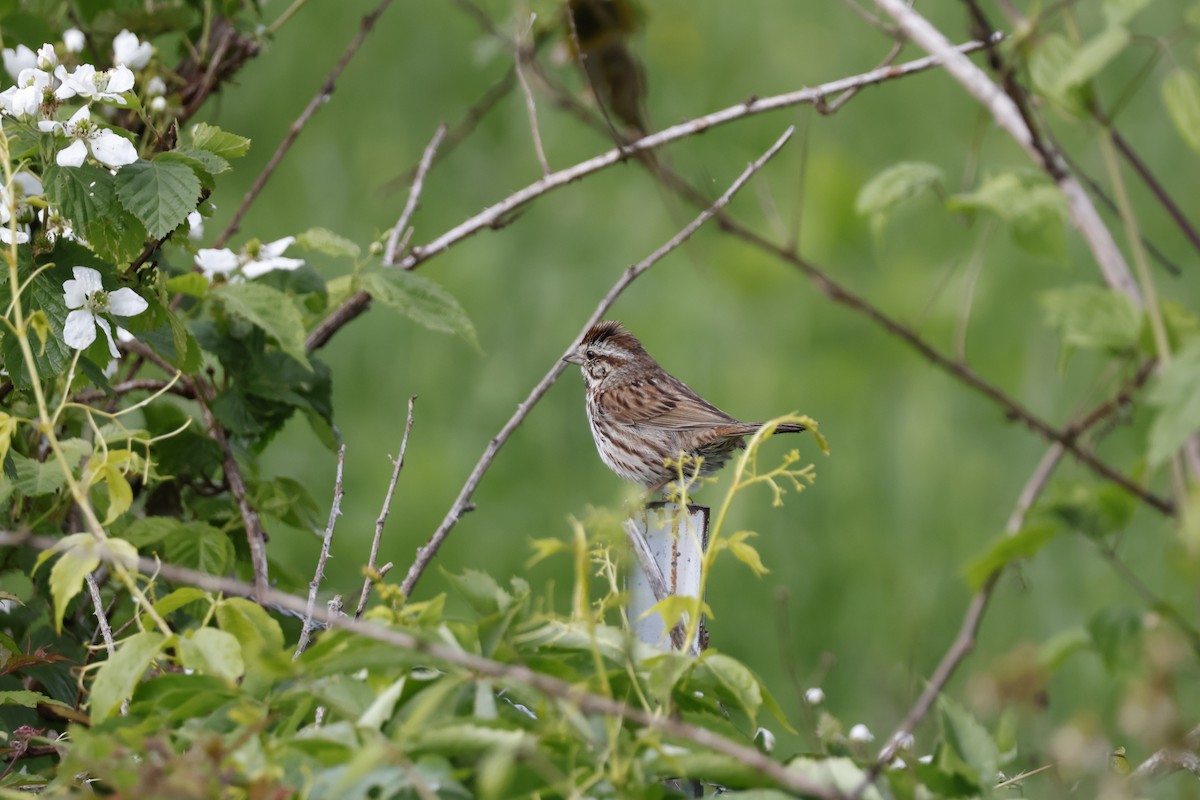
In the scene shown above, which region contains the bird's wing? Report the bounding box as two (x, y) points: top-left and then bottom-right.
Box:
(599, 376), (738, 429)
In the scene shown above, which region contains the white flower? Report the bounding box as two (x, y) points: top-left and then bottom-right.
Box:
(243, 236), (304, 278)
(195, 236), (305, 281)
(0, 67), (50, 119)
(186, 210), (204, 240)
(0, 172), (42, 245)
(54, 63), (134, 104)
(754, 727), (776, 753)
(804, 687), (825, 705)
(62, 29), (86, 54)
(2, 44), (36, 79)
(39, 106), (139, 168)
(112, 30), (152, 69)
(149, 95), (167, 112)
(35, 43), (57, 70)
(146, 76), (166, 96)
(62, 267), (147, 358)
(195, 247), (238, 280)
(848, 724), (875, 743)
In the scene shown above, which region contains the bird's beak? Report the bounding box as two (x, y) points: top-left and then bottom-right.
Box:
(562, 352), (584, 366)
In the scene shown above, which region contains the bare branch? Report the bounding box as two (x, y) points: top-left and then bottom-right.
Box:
(397, 127), (796, 599)
(0, 531), (837, 800)
(1132, 726), (1200, 783)
(215, 0), (398, 248)
(356, 397), (416, 618)
(295, 444), (346, 658)
(73, 379), (197, 403)
(392, 38), (992, 272)
(514, 14), (552, 176)
(873, 0), (1142, 304)
(384, 125), (447, 266)
(85, 573), (115, 657)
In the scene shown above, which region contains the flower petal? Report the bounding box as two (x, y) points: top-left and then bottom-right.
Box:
(62, 308), (97, 350)
(242, 256), (304, 278)
(108, 287), (147, 317)
(195, 248), (238, 277)
(260, 236), (296, 258)
(93, 314), (119, 359)
(89, 130), (138, 167)
(56, 139), (88, 167)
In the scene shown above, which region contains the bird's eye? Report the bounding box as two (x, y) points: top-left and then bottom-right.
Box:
(585, 349), (595, 359)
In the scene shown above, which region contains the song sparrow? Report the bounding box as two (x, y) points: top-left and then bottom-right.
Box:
(564, 321), (803, 491)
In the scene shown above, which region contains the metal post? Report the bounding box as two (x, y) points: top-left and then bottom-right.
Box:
(624, 501), (709, 655)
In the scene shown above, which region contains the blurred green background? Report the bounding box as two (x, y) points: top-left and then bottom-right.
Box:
(200, 0), (1197, 770)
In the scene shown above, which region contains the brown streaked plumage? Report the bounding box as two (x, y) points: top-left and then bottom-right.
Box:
(563, 321), (803, 491)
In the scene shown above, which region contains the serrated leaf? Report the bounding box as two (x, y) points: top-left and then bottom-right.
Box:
(361, 271), (480, 352)
(1039, 284), (1141, 352)
(443, 568), (512, 616)
(190, 122), (251, 159)
(854, 162), (943, 237)
(178, 627), (244, 683)
(1162, 69), (1200, 155)
(950, 171), (1067, 259)
(214, 281), (311, 368)
(42, 163), (116, 231)
(164, 522), (233, 574)
(939, 695), (1000, 788)
(297, 227), (361, 258)
(11, 452), (67, 496)
(85, 207), (147, 266)
(963, 522), (1059, 589)
(90, 631), (166, 721)
(173, 145), (230, 176)
(115, 156), (202, 238)
(1147, 338), (1200, 465)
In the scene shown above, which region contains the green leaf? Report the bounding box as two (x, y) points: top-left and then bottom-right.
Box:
(214, 281), (311, 368)
(854, 161), (943, 236)
(166, 272), (210, 298)
(1088, 607), (1142, 674)
(42, 163), (117, 231)
(121, 516), (182, 547)
(1039, 284), (1141, 352)
(1162, 69), (1200, 155)
(699, 652), (762, 724)
(114, 156), (203, 238)
(37, 533), (100, 633)
(215, 597), (290, 694)
(164, 522), (234, 574)
(443, 569), (512, 616)
(1147, 337), (1200, 465)
(786, 758), (884, 799)
(949, 171), (1067, 259)
(361, 271), (480, 352)
(727, 530), (769, 576)
(297, 227), (361, 259)
(0, 689), (57, 708)
(178, 627), (245, 683)
(1055, 25), (1129, 94)
(173, 145), (230, 176)
(939, 695), (1000, 789)
(90, 631), (166, 721)
(11, 452), (67, 496)
(190, 122), (251, 160)
(85, 207), (148, 266)
(963, 522), (1059, 589)
(152, 586), (210, 618)
(1103, 0), (1151, 26)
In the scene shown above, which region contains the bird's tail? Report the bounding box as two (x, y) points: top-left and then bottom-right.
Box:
(771, 422), (805, 434)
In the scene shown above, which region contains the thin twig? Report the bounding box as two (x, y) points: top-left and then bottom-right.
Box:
(514, 14), (551, 176)
(384, 128), (447, 266)
(313, 39), (994, 351)
(1131, 725), (1200, 783)
(397, 127), (796, 599)
(73, 379), (197, 403)
(85, 574), (115, 656)
(295, 444), (346, 659)
(0, 530), (837, 800)
(215, 0), (397, 247)
(392, 38), (992, 272)
(122, 340), (272, 595)
(875, 0), (1142, 305)
(356, 397), (416, 618)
